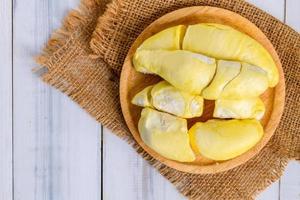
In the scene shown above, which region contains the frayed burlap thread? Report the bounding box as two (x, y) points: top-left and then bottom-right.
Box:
(37, 0), (299, 199)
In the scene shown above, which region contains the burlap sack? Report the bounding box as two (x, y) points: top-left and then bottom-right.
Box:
(37, 0), (300, 199)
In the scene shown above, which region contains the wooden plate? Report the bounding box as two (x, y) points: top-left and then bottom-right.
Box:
(120, 6), (285, 174)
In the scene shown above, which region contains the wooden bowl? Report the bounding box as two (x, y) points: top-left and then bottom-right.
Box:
(120, 6), (285, 174)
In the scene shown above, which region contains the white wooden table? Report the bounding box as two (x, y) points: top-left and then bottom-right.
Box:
(0, 0), (299, 199)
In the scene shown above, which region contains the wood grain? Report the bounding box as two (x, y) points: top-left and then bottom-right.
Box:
(103, 128), (185, 200)
(13, 0), (101, 200)
(120, 6), (285, 174)
(0, 0), (13, 199)
(247, 0), (285, 20)
(280, 161), (300, 200)
(286, 0), (300, 32)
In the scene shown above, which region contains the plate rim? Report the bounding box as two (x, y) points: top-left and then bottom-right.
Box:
(119, 6), (285, 174)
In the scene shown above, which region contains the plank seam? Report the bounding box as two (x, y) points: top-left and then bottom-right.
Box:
(11, 0), (14, 199)
(101, 125), (104, 200)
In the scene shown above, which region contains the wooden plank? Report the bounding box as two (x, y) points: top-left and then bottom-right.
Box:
(280, 161), (300, 200)
(257, 180), (280, 200)
(286, 0), (300, 32)
(103, 129), (184, 200)
(102, 131), (138, 200)
(13, 0), (102, 200)
(247, 0), (285, 21)
(0, 0), (13, 199)
(279, 1), (300, 199)
(103, 0), (286, 199)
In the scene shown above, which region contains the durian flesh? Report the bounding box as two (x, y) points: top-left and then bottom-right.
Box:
(214, 98), (265, 120)
(202, 60), (241, 100)
(221, 63), (269, 99)
(138, 25), (186, 51)
(130, 23), (274, 162)
(133, 49), (216, 94)
(151, 81), (204, 118)
(131, 81), (204, 118)
(131, 85), (153, 107)
(189, 119), (264, 161)
(135, 25), (186, 73)
(182, 23), (278, 87)
(138, 108), (196, 162)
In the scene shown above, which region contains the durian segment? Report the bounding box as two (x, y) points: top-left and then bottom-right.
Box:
(214, 98), (265, 120)
(202, 60), (241, 100)
(138, 25), (186, 51)
(138, 108), (196, 162)
(221, 63), (268, 99)
(189, 119), (264, 161)
(151, 81), (204, 118)
(136, 25), (186, 73)
(131, 85), (154, 107)
(182, 23), (279, 87)
(133, 49), (216, 94)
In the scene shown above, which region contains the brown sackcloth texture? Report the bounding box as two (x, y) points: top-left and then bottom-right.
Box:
(37, 0), (300, 199)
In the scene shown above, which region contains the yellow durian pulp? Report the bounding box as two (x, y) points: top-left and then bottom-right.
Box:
(189, 119), (264, 161)
(138, 25), (186, 51)
(182, 23), (279, 87)
(202, 60), (241, 100)
(221, 63), (269, 99)
(131, 85), (154, 107)
(138, 108), (196, 162)
(214, 98), (265, 120)
(135, 25), (186, 73)
(133, 50), (216, 94)
(151, 81), (204, 118)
